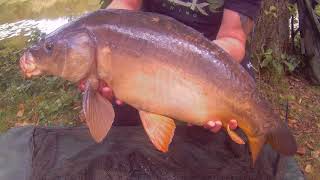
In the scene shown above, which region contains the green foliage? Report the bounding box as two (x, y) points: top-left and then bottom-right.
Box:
(281, 54), (301, 72)
(260, 49), (273, 68)
(257, 48), (302, 76)
(315, 3), (320, 17)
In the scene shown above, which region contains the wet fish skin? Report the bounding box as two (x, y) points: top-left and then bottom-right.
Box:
(19, 9), (297, 165)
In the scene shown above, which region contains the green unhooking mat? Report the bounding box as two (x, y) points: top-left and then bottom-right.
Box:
(0, 125), (304, 180)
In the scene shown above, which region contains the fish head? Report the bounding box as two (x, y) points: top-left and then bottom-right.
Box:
(20, 29), (95, 82)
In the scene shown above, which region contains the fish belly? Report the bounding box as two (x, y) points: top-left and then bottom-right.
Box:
(107, 56), (233, 126)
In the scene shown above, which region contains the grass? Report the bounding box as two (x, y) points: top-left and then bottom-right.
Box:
(0, 35), (82, 132)
(0, 34), (319, 179)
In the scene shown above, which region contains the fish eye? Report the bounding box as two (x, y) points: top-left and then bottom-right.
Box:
(45, 42), (54, 52)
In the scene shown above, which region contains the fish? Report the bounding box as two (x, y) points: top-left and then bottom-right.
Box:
(19, 9), (297, 166)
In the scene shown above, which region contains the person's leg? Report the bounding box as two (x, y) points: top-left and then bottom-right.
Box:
(112, 104), (141, 126)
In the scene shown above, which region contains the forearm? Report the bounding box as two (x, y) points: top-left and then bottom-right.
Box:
(213, 9), (254, 63)
(213, 38), (245, 63)
(106, 0), (142, 10)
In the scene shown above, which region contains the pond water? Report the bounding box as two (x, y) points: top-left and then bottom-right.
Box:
(0, 0), (103, 43)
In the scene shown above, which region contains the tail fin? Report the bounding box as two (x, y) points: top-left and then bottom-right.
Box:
(267, 122), (297, 156)
(248, 122), (297, 167)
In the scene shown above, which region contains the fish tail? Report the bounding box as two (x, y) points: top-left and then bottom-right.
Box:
(248, 121), (297, 167)
(266, 122), (297, 156)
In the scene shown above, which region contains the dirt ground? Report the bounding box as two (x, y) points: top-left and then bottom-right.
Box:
(257, 74), (320, 180)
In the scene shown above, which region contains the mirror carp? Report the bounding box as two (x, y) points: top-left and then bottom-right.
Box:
(19, 9), (297, 166)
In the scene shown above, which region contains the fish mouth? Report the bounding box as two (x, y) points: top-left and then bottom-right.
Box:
(19, 52), (42, 78)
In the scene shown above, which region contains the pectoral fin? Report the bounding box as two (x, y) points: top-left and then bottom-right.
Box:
(226, 124), (245, 145)
(139, 111), (176, 152)
(83, 84), (115, 143)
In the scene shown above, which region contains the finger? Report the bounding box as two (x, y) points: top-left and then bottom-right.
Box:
(115, 99), (124, 105)
(78, 80), (86, 91)
(100, 87), (114, 101)
(204, 120), (216, 129)
(98, 80), (108, 92)
(101, 86), (112, 94)
(229, 119), (238, 130)
(209, 121), (222, 133)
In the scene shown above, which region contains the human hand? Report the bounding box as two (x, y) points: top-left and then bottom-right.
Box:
(204, 119), (238, 133)
(78, 79), (124, 105)
(188, 119), (238, 133)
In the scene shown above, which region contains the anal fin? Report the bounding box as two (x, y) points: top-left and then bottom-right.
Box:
(83, 84), (115, 143)
(139, 111), (176, 152)
(248, 136), (266, 167)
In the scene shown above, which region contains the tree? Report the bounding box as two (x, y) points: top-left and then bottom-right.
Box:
(296, 0), (320, 84)
(250, 0), (292, 76)
(251, 0), (320, 84)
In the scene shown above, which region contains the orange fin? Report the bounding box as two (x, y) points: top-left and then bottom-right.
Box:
(139, 111), (176, 152)
(248, 136), (266, 167)
(226, 124), (245, 145)
(83, 83), (115, 143)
